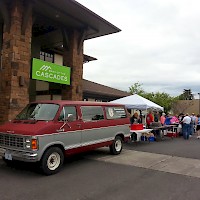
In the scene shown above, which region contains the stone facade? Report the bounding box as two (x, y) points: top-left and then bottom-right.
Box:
(0, 0), (32, 123)
(0, 0), (117, 123)
(0, 1), (83, 123)
(62, 30), (83, 101)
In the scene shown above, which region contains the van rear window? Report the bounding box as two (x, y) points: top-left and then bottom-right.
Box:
(105, 107), (127, 119)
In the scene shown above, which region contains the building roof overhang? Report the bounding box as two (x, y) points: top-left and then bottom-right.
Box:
(33, 0), (121, 40)
(0, 0), (120, 63)
(83, 79), (130, 98)
(0, 0), (121, 45)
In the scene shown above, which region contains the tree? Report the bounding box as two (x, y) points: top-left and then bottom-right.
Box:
(178, 89), (193, 100)
(129, 82), (145, 95)
(129, 82), (177, 113)
(141, 92), (176, 113)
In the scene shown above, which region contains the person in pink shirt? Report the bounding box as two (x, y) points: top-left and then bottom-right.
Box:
(170, 115), (179, 124)
(160, 113), (166, 125)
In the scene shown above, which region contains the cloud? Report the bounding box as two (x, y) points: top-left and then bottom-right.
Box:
(78, 0), (200, 97)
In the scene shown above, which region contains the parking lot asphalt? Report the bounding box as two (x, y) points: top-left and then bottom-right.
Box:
(82, 134), (200, 179)
(1, 134), (200, 179)
(1, 134), (200, 200)
(124, 134), (200, 160)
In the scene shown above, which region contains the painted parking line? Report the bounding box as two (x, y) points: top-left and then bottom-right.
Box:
(85, 149), (200, 178)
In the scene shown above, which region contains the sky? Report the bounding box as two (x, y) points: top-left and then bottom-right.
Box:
(76, 0), (200, 98)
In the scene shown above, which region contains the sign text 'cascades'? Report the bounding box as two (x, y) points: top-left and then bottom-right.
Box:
(32, 58), (71, 85)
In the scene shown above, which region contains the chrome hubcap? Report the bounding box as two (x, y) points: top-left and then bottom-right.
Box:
(47, 152), (60, 170)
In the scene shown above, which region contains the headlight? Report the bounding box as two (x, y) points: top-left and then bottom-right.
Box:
(25, 138), (30, 143)
(26, 144), (31, 148)
(25, 137), (38, 150)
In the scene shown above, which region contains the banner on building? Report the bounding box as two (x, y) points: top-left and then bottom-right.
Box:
(32, 58), (71, 85)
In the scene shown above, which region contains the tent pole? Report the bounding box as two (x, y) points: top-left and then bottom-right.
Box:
(145, 108), (147, 128)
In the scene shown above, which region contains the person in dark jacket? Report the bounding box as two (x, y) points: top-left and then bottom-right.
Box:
(130, 112), (141, 124)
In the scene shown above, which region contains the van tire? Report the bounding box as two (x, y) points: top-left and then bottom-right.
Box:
(109, 136), (123, 155)
(40, 147), (64, 175)
(2, 157), (14, 167)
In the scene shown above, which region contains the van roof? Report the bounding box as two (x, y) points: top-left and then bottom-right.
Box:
(30, 100), (125, 107)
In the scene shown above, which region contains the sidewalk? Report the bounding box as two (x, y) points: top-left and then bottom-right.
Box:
(83, 135), (200, 179)
(85, 148), (200, 179)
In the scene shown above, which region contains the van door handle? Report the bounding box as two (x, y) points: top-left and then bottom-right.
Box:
(56, 128), (64, 132)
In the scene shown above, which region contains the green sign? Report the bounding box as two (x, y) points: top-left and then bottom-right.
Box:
(32, 58), (71, 85)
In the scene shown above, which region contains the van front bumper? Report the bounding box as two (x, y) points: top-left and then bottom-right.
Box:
(0, 147), (39, 162)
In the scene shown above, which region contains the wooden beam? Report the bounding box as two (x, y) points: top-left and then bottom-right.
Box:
(21, 1), (34, 35)
(0, 23), (3, 50)
(61, 28), (70, 51)
(35, 29), (63, 49)
(78, 27), (88, 54)
(0, 0), (10, 32)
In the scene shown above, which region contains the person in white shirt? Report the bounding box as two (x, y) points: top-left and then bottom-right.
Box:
(182, 113), (192, 140)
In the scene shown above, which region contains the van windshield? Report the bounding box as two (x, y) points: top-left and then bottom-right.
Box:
(15, 103), (59, 121)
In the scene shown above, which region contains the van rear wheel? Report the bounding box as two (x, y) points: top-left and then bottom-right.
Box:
(109, 136), (123, 155)
(40, 147), (64, 175)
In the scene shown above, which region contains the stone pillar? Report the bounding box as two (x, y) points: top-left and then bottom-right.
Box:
(0, 0), (32, 123)
(62, 29), (84, 101)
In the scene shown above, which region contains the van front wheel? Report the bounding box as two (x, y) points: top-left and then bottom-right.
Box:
(40, 147), (64, 175)
(109, 136), (123, 155)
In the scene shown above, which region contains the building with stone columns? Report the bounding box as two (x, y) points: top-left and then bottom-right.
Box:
(0, 0), (122, 123)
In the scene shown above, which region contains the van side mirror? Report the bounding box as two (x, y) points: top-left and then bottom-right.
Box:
(67, 114), (73, 122)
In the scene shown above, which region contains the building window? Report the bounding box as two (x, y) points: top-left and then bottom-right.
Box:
(40, 51), (54, 62)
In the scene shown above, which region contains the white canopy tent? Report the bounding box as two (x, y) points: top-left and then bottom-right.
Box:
(111, 94), (164, 111)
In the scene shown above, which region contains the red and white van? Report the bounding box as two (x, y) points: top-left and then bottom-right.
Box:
(0, 101), (130, 175)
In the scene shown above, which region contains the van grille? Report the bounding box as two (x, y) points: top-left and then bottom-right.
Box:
(0, 133), (25, 149)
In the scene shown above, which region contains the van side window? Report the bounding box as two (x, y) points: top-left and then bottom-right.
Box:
(59, 106), (77, 121)
(81, 106), (104, 121)
(105, 107), (127, 119)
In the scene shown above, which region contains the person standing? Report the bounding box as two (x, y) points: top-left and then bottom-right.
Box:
(178, 113), (185, 136)
(154, 111), (159, 122)
(190, 113), (197, 135)
(146, 111), (154, 128)
(196, 114), (200, 139)
(130, 112), (140, 124)
(160, 113), (166, 125)
(182, 113), (192, 140)
(164, 113), (172, 125)
(170, 115), (179, 124)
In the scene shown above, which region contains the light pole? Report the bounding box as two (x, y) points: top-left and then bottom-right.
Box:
(198, 93), (200, 114)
